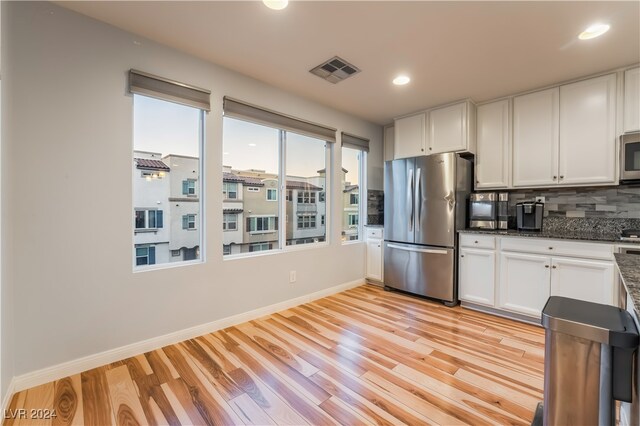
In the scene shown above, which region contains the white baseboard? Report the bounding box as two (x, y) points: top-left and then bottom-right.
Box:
(12, 279), (364, 393)
(1, 377), (16, 415)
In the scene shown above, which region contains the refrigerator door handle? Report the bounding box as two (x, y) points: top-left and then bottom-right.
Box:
(415, 167), (422, 232)
(387, 244), (449, 255)
(408, 168), (414, 231)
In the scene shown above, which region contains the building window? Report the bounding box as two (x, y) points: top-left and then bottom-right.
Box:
(223, 245), (231, 255)
(297, 214), (317, 229)
(266, 188), (278, 201)
(182, 179), (196, 196)
(133, 94), (204, 269)
(342, 145), (366, 242)
(321, 215), (325, 226)
(223, 182), (238, 199)
(223, 213), (238, 231)
(249, 243), (272, 252)
(136, 246), (156, 266)
(297, 191), (316, 204)
(319, 192), (325, 202)
(182, 214), (196, 230)
(135, 209), (163, 230)
(247, 187), (260, 192)
(247, 216), (277, 233)
(286, 190), (292, 201)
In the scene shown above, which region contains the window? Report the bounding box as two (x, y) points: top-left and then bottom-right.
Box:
(133, 91), (204, 269)
(136, 245), (156, 266)
(249, 243), (272, 252)
(297, 191), (316, 204)
(182, 214), (196, 230)
(342, 143), (367, 242)
(223, 214), (238, 231)
(135, 209), (163, 230)
(247, 187), (260, 192)
(223, 245), (231, 255)
(319, 192), (325, 202)
(297, 214), (316, 229)
(182, 179), (196, 196)
(247, 216), (277, 233)
(321, 215), (325, 226)
(222, 99), (333, 256)
(223, 182), (238, 199)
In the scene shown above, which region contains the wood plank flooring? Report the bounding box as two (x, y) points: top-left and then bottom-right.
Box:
(4, 285), (545, 425)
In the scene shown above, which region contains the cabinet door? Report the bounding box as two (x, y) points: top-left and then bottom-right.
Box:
(429, 102), (467, 154)
(394, 113), (425, 159)
(459, 248), (495, 307)
(624, 67), (640, 133)
(513, 88), (560, 187)
(499, 252), (551, 317)
(550, 257), (615, 306)
(366, 239), (383, 281)
(383, 125), (395, 162)
(476, 100), (510, 189)
(559, 74), (617, 185)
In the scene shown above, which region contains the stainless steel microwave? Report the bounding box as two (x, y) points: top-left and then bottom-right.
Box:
(620, 132), (640, 182)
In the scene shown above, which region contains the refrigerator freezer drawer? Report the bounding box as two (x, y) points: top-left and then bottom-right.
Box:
(384, 242), (455, 301)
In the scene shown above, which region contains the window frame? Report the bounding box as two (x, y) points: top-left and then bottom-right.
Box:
(341, 146), (367, 244)
(134, 208), (163, 231)
(223, 213), (238, 231)
(183, 214), (197, 230)
(266, 188), (278, 201)
(223, 182), (238, 200)
(183, 179), (197, 196)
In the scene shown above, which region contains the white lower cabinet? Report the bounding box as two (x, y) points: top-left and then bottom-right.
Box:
(499, 252), (551, 317)
(365, 228), (383, 282)
(459, 248), (495, 307)
(459, 234), (615, 322)
(550, 257), (615, 305)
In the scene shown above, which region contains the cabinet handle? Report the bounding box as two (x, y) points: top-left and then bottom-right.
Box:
(421, 148), (424, 152)
(545, 265), (550, 268)
(475, 240), (479, 244)
(548, 247), (553, 250)
(553, 176), (557, 180)
(552, 265), (557, 269)
(559, 175), (564, 180)
(377, 244), (381, 248)
(429, 147), (433, 151)
(461, 255), (465, 258)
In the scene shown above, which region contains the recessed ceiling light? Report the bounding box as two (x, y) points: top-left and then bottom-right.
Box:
(579, 23), (610, 40)
(248, 143), (257, 147)
(263, 0), (288, 10)
(393, 75), (411, 86)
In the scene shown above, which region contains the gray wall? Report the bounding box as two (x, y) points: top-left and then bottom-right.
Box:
(2, 0), (383, 391)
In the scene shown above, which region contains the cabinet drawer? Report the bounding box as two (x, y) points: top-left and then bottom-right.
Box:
(365, 227), (383, 240)
(460, 234), (495, 249)
(500, 237), (613, 260)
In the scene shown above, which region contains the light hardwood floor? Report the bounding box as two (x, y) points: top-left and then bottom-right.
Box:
(4, 285), (544, 425)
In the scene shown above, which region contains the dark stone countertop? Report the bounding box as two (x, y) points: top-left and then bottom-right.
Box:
(458, 228), (638, 244)
(614, 253), (640, 316)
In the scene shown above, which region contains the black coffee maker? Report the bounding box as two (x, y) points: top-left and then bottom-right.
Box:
(516, 201), (544, 231)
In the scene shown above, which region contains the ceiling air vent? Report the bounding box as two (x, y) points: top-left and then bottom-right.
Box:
(309, 56), (360, 84)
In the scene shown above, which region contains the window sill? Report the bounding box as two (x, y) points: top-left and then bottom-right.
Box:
(133, 258), (204, 273)
(341, 239), (362, 246)
(249, 230), (277, 235)
(223, 241), (330, 261)
(135, 228), (161, 233)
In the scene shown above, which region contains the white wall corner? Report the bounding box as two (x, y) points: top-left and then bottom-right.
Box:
(12, 279), (365, 393)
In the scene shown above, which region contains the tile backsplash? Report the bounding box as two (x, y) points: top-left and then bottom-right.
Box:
(506, 185), (640, 218)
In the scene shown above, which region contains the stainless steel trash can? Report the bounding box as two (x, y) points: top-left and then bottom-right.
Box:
(540, 296), (639, 426)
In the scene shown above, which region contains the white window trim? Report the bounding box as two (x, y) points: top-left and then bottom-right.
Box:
(342, 147), (366, 244)
(247, 215), (277, 234)
(266, 188), (278, 201)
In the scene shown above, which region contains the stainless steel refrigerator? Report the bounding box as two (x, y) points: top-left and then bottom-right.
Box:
(383, 153), (472, 305)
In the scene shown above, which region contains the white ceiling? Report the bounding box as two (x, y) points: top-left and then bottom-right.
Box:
(57, 1), (640, 125)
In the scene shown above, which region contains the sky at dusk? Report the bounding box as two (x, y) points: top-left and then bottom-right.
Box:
(133, 95), (360, 184)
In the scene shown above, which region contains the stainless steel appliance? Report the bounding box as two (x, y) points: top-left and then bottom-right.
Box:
(383, 153), (472, 305)
(620, 132), (640, 182)
(516, 201), (543, 231)
(497, 192), (509, 230)
(468, 192), (497, 229)
(620, 229), (640, 242)
(536, 297), (638, 425)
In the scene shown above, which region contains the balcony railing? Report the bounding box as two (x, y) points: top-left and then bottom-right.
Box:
(296, 203), (318, 213)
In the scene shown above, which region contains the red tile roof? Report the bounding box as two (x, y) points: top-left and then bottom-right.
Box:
(223, 172), (265, 187)
(223, 208), (244, 214)
(135, 158), (170, 172)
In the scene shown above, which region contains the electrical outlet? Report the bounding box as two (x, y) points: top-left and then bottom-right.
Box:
(289, 270), (297, 283)
(535, 196), (545, 203)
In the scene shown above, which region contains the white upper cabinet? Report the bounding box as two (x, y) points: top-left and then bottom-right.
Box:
(394, 113), (425, 159)
(559, 73), (617, 185)
(428, 101), (475, 154)
(624, 67), (640, 132)
(513, 88), (560, 187)
(476, 99), (510, 189)
(383, 125), (395, 162)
